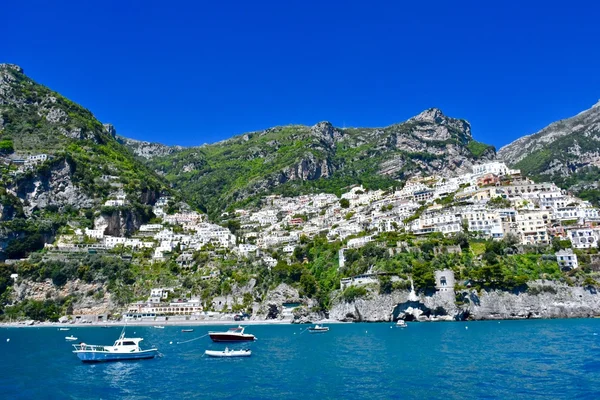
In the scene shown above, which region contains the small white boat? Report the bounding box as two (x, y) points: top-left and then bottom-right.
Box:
(181, 329), (194, 333)
(59, 328), (70, 331)
(204, 347), (252, 358)
(72, 331), (158, 363)
(308, 324), (329, 333)
(396, 320), (408, 328)
(153, 326), (165, 329)
(65, 335), (78, 341)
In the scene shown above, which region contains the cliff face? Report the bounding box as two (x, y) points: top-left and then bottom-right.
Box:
(328, 281), (600, 322)
(12, 278), (115, 315)
(466, 283), (600, 320)
(498, 101), (600, 202)
(94, 209), (145, 237)
(117, 136), (182, 159)
(498, 101), (600, 168)
(13, 159), (96, 216)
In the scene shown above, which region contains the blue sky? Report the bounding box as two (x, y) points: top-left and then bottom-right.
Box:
(3, 0), (599, 148)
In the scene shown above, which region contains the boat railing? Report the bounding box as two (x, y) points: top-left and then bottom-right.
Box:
(73, 344), (107, 352)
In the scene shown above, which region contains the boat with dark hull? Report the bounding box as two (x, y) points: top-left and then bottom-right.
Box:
(208, 326), (256, 342)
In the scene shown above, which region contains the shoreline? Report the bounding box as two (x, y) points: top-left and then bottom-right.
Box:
(1, 316), (598, 328)
(0, 318), (349, 328)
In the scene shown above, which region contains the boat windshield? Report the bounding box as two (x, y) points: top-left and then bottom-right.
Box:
(228, 327), (243, 332)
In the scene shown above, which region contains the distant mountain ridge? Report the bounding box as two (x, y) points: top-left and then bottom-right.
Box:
(498, 100), (600, 203)
(128, 108), (495, 217)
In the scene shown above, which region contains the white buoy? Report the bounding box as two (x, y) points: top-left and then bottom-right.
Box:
(169, 341), (173, 344)
(465, 326), (469, 330)
(6, 338), (9, 342)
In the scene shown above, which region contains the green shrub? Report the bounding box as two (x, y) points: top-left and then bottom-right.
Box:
(341, 286), (368, 302)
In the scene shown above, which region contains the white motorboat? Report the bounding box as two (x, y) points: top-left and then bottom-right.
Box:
(65, 335), (78, 341)
(72, 330), (158, 363)
(396, 320), (408, 328)
(308, 324), (329, 333)
(153, 325), (165, 329)
(59, 328), (70, 331)
(204, 347), (252, 358)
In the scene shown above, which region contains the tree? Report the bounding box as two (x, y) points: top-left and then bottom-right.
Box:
(379, 275), (393, 294)
(340, 198), (350, 208)
(300, 272), (318, 297)
(412, 260), (435, 292)
(226, 219), (241, 235)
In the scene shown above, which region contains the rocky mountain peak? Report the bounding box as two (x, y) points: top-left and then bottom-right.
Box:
(103, 123), (116, 138)
(311, 121), (342, 144)
(408, 108), (446, 124)
(0, 63), (23, 73)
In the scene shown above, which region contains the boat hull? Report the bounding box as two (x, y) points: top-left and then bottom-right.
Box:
(209, 334), (255, 342)
(205, 350), (251, 358)
(74, 349), (158, 363)
(308, 329), (328, 333)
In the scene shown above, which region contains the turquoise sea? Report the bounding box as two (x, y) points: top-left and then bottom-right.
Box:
(1, 319), (600, 399)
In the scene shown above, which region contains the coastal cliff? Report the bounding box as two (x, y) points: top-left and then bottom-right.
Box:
(327, 281), (600, 322)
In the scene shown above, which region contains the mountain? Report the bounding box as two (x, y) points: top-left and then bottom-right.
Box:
(0, 64), (168, 258)
(132, 108), (495, 218)
(498, 101), (600, 202)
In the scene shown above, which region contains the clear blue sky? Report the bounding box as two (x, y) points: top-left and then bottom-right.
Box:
(3, 0), (599, 148)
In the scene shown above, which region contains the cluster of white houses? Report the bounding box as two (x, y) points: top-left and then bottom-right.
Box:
(91, 160), (600, 315)
(46, 161), (600, 305)
(228, 161), (600, 271)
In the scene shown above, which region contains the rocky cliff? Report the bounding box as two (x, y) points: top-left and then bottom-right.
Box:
(498, 101), (600, 202)
(327, 281), (600, 322)
(498, 101), (600, 168)
(117, 136), (183, 159)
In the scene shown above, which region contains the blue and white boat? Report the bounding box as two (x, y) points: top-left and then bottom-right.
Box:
(72, 330), (158, 363)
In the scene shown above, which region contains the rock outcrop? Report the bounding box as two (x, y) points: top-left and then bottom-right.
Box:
(14, 159), (96, 216)
(328, 281), (600, 322)
(13, 278), (114, 315)
(118, 136), (183, 159)
(254, 283), (316, 320)
(498, 101), (600, 181)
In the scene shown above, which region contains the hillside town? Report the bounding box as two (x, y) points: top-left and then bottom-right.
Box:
(32, 160), (600, 320)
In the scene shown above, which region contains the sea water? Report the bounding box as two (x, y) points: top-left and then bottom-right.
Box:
(1, 319), (600, 399)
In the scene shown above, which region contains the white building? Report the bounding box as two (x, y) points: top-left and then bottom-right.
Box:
(347, 236), (373, 249)
(515, 210), (550, 245)
(263, 256), (278, 268)
(556, 249), (578, 269)
(84, 228), (105, 240)
(568, 228), (600, 249)
(103, 236), (127, 248)
(472, 161), (518, 177)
